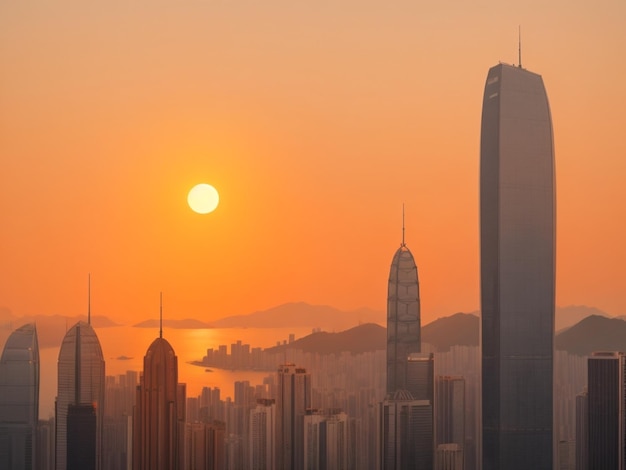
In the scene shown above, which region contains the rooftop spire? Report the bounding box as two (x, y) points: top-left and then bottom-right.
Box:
(88, 273), (91, 325)
(401, 203), (406, 247)
(518, 25), (522, 68)
(159, 292), (163, 339)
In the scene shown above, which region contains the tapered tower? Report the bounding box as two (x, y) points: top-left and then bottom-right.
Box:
(55, 321), (105, 470)
(0, 323), (40, 470)
(386, 210), (421, 394)
(480, 62), (556, 469)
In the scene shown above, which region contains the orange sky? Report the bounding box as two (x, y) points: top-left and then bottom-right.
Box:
(1, 0), (625, 326)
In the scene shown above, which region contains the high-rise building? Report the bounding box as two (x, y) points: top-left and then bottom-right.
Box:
(0, 323), (40, 470)
(56, 321), (105, 470)
(133, 333), (186, 470)
(436, 375), (466, 467)
(378, 390), (433, 470)
(406, 353), (434, 402)
(185, 421), (225, 470)
(575, 389), (588, 470)
(587, 352), (626, 469)
(386, 218), (420, 394)
(436, 443), (464, 470)
(275, 363), (311, 470)
(480, 61), (556, 470)
(250, 398), (275, 470)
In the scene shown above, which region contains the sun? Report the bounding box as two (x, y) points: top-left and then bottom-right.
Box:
(187, 183), (219, 214)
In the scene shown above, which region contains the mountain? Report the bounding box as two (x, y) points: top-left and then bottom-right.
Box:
(265, 323), (386, 355)
(555, 305), (611, 332)
(555, 315), (626, 356)
(422, 312), (479, 351)
(210, 302), (384, 330)
(133, 318), (212, 329)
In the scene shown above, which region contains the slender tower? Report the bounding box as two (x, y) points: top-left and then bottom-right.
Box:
(133, 294), (185, 470)
(386, 206), (421, 394)
(480, 60), (556, 469)
(0, 323), (40, 470)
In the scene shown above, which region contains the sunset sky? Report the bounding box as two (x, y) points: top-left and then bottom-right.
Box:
(1, 0), (624, 326)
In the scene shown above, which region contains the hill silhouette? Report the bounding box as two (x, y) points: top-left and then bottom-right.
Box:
(210, 302), (383, 330)
(422, 312), (479, 351)
(265, 323), (386, 355)
(555, 315), (626, 356)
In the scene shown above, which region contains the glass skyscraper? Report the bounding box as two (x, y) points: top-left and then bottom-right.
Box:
(480, 62), (556, 469)
(0, 323), (40, 470)
(386, 234), (421, 394)
(56, 321), (105, 470)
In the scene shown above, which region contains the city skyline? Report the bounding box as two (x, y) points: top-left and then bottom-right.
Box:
(1, 1), (625, 326)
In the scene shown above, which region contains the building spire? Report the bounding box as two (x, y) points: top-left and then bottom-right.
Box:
(159, 292), (163, 339)
(518, 25), (522, 68)
(88, 273), (91, 325)
(401, 203), (406, 247)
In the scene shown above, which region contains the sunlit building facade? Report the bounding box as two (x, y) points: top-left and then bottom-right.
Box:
(133, 336), (186, 470)
(0, 323), (40, 470)
(276, 363), (311, 470)
(56, 321), (105, 470)
(387, 236), (421, 394)
(480, 62), (556, 469)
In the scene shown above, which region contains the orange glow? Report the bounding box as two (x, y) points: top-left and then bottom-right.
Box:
(0, 0), (624, 327)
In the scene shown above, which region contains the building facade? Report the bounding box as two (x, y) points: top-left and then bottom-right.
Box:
(0, 323), (40, 470)
(133, 336), (186, 470)
(480, 62), (556, 470)
(275, 363), (311, 470)
(56, 321), (105, 470)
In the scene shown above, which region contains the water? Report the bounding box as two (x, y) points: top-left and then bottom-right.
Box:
(1, 325), (312, 419)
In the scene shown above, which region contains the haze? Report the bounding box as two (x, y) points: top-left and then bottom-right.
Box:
(1, 0), (625, 325)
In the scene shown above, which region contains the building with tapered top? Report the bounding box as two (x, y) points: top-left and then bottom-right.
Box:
(480, 61), (556, 470)
(55, 321), (105, 470)
(386, 214), (421, 394)
(0, 323), (40, 470)
(133, 296), (186, 470)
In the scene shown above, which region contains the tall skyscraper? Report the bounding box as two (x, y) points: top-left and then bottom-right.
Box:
(0, 323), (40, 470)
(387, 211), (421, 394)
(436, 375), (466, 460)
(480, 61), (556, 470)
(133, 295), (186, 470)
(378, 391), (433, 470)
(587, 352), (626, 469)
(56, 321), (105, 470)
(275, 363), (311, 470)
(575, 389), (588, 470)
(249, 399), (275, 470)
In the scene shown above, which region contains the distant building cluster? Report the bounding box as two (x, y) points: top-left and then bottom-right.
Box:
(0, 61), (614, 470)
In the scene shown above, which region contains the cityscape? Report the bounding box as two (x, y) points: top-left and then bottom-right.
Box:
(1, 1), (625, 470)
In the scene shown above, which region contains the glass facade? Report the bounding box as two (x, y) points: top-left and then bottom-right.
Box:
(56, 321), (105, 470)
(480, 63), (555, 470)
(0, 323), (39, 470)
(387, 245), (421, 394)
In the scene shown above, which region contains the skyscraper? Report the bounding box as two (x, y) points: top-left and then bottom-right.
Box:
(56, 321), (105, 470)
(249, 399), (275, 470)
(387, 213), (421, 394)
(275, 363), (311, 470)
(587, 352), (626, 469)
(378, 390), (433, 470)
(0, 323), (40, 470)
(480, 61), (556, 469)
(133, 332), (186, 470)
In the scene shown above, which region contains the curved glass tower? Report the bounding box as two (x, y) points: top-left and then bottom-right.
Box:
(386, 238), (421, 394)
(56, 321), (105, 470)
(0, 323), (40, 470)
(480, 62), (555, 470)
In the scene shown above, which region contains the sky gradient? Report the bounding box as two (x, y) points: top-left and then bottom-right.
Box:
(1, 0), (625, 325)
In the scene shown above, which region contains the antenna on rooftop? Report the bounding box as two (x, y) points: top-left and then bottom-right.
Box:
(518, 25), (522, 68)
(401, 204), (406, 247)
(88, 273), (91, 325)
(159, 292), (163, 339)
